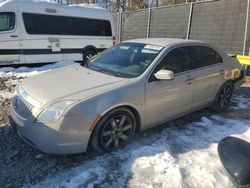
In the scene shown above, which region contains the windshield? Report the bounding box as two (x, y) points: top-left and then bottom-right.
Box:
(87, 42), (163, 78)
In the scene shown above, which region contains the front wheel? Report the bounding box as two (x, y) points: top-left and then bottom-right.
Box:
(211, 82), (234, 112)
(90, 108), (136, 154)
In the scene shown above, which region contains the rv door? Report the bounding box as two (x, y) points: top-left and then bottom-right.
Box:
(0, 11), (20, 64)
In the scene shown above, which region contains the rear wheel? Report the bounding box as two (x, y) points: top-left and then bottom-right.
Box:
(211, 82), (234, 112)
(82, 50), (97, 62)
(90, 108), (136, 154)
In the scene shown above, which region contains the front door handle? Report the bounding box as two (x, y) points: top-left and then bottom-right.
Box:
(10, 35), (18, 38)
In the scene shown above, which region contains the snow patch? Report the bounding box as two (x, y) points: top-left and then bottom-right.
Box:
(34, 97), (250, 188)
(0, 90), (13, 99)
(0, 61), (76, 99)
(0, 61), (76, 77)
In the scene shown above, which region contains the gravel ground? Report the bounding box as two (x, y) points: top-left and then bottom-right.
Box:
(0, 74), (92, 188)
(0, 72), (250, 188)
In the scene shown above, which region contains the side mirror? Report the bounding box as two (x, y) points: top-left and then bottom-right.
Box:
(154, 70), (174, 80)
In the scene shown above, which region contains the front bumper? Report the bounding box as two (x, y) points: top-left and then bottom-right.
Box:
(10, 103), (97, 154)
(10, 116), (38, 149)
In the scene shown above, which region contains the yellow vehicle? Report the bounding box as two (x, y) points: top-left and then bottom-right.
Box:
(236, 55), (250, 66)
(236, 55), (250, 77)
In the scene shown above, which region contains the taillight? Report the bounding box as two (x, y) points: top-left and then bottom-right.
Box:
(112, 36), (116, 46)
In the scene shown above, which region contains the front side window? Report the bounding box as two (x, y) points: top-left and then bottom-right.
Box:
(0, 12), (15, 32)
(87, 42), (163, 78)
(192, 46), (223, 68)
(155, 47), (192, 74)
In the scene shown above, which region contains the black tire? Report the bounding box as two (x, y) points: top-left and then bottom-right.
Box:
(211, 82), (234, 112)
(90, 108), (136, 154)
(82, 50), (97, 62)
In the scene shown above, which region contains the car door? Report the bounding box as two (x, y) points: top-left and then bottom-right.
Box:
(0, 11), (20, 64)
(190, 46), (225, 109)
(145, 46), (196, 127)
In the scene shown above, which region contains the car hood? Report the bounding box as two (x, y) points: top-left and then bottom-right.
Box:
(21, 64), (127, 105)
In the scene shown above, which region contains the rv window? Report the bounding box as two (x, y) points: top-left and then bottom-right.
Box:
(0, 12), (15, 32)
(22, 13), (112, 36)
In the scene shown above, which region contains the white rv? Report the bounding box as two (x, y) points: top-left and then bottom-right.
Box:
(0, 0), (115, 64)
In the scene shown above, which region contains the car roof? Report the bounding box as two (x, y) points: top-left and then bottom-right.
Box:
(124, 38), (206, 47)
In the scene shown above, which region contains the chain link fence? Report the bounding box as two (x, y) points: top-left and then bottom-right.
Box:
(113, 0), (250, 55)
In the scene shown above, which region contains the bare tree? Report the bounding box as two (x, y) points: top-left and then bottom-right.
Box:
(151, 0), (193, 7)
(127, 0), (147, 11)
(69, 0), (197, 12)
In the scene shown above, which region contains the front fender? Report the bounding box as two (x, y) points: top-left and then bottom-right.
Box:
(66, 83), (145, 128)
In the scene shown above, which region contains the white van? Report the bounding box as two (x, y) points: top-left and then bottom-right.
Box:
(0, 0), (115, 65)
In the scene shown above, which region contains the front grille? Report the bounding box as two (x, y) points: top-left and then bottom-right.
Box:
(12, 95), (33, 120)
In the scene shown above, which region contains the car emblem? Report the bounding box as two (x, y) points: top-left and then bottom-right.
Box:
(13, 97), (20, 109)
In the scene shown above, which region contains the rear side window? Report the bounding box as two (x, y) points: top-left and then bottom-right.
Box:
(192, 46), (223, 68)
(0, 12), (15, 32)
(159, 47), (192, 74)
(22, 13), (112, 36)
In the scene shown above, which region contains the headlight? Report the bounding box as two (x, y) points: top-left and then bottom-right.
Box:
(35, 101), (75, 124)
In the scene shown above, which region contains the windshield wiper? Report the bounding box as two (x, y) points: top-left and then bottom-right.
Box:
(88, 66), (119, 77)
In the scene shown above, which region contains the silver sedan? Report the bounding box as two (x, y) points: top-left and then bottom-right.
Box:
(10, 38), (244, 154)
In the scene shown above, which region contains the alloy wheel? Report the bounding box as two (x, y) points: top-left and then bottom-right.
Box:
(86, 53), (94, 60)
(100, 114), (134, 151)
(218, 85), (233, 109)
